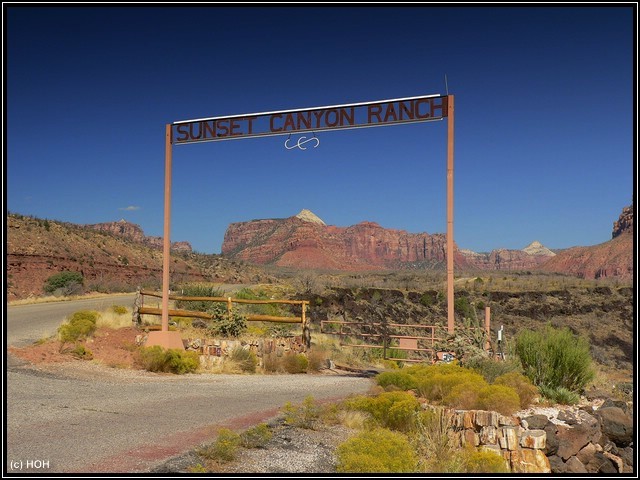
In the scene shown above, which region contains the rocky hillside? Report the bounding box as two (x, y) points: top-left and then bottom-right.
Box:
(540, 205), (634, 280)
(87, 219), (192, 252)
(222, 210), (556, 272)
(6, 214), (271, 300)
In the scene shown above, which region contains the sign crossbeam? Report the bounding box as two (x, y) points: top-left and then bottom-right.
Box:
(172, 94), (448, 145)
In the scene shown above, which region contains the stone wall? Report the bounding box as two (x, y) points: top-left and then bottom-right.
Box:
(442, 408), (550, 473)
(188, 336), (307, 369)
(440, 401), (633, 474)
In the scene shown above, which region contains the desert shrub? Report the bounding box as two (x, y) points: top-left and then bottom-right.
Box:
(174, 284), (224, 312)
(538, 385), (581, 405)
(261, 353), (282, 373)
(443, 378), (489, 410)
(515, 325), (595, 393)
(58, 310), (99, 350)
(477, 385), (521, 416)
(68, 310), (100, 326)
(110, 305), (128, 315)
(229, 346), (258, 373)
(454, 296), (474, 319)
(198, 428), (241, 463)
(136, 346), (199, 374)
(459, 447), (510, 473)
(413, 364), (487, 405)
(306, 349), (327, 372)
(336, 428), (418, 473)
(494, 372), (538, 408)
(345, 391), (420, 432)
(376, 371), (418, 391)
(282, 396), (321, 429)
(465, 355), (522, 383)
(44, 271), (84, 295)
(416, 407), (456, 470)
(207, 303), (247, 338)
(240, 423), (272, 449)
(70, 344), (93, 360)
(281, 353), (308, 374)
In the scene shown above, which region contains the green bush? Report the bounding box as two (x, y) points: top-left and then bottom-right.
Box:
(198, 428), (241, 462)
(345, 391), (420, 432)
(229, 346), (258, 373)
(110, 305), (128, 315)
(207, 304), (248, 338)
(494, 372), (538, 408)
(413, 364), (487, 404)
(515, 325), (595, 393)
(538, 385), (581, 405)
(240, 423), (272, 449)
(44, 271), (84, 295)
(477, 385), (521, 416)
(136, 346), (199, 374)
(336, 428), (418, 473)
(281, 353), (309, 374)
(376, 371), (418, 391)
(58, 310), (99, 350)
(282, 396), (321, 429)
(174, 284), (224, 312)
(465, 355), (522, 383)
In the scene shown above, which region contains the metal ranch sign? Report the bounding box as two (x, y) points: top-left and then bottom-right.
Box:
(172, 94), (448, 144)
(147, 92), (457, 351)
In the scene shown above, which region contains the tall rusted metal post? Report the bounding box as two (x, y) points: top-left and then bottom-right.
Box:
(145, 124), (184, 350)
(161, 123), (172, 333)
(446, 95), (455, 334)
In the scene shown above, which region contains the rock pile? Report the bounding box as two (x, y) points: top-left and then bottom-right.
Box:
(538, 400), (634, 473)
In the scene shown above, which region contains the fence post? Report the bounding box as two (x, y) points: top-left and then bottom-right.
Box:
(227, 297), (233, 323)
(302, 301), (310, 348)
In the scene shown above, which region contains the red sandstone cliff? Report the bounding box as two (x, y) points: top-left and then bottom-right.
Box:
(221, 211), (552, 271)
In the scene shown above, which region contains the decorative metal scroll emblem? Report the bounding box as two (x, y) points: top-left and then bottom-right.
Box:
(285, 133), (320, 150)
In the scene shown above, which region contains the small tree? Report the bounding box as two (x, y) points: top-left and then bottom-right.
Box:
(44, 271), (84, 295)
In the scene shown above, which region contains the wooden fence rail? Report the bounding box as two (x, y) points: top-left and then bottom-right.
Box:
(134, 290), (311, 346)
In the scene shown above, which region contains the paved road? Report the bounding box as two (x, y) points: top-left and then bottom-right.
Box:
(7, 294), (137, 347)
(5, 295), (372, 474)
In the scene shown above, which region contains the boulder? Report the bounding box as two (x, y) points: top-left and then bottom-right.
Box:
(544, 424), (559, 456)
(555, 416), (600, 461)
(522, 414), (549, 429)
(619, 446), (634, 467)
(584, 452), (618, 474)
(547, 455), (567, 473)
(601, 398), (631, 414)
(564, 456), (588, 473)
(596, 406), (633, 447)
(576, 442), (597, 465)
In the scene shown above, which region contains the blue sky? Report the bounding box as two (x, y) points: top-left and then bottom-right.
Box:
(6, 5), (635, 254)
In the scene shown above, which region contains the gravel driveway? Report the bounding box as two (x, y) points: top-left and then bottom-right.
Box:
(6, 360), (372, 474)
